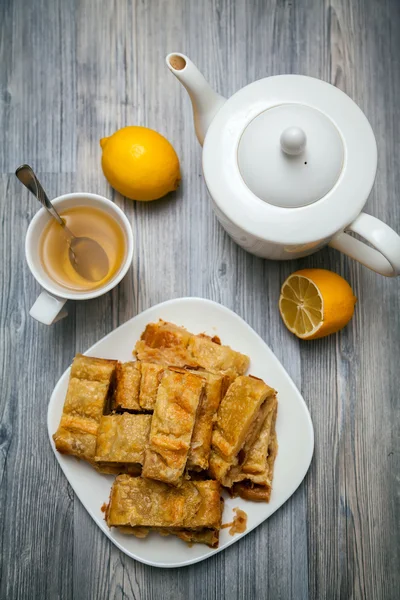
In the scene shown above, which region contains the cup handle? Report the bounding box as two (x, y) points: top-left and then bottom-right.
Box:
(328, 212), (400, 277)
(30, 291), (68, 325)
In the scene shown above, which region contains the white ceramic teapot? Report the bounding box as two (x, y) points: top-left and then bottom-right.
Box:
(166, 52), (400, 277)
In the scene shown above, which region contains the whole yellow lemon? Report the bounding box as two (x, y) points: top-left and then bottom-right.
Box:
(100, 126), (181, 201)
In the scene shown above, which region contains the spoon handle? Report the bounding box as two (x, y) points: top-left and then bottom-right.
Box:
(15, 164), (65, 227)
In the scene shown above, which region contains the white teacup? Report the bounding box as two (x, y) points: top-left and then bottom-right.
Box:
(25, 192), (134, 325)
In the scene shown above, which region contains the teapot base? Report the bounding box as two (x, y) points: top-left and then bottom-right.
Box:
(211, 199), (329, 261)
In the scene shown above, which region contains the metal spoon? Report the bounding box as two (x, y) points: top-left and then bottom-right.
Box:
(16, 164), (109, 282)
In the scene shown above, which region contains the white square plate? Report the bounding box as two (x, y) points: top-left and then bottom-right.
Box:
(48, 297), (314, 568)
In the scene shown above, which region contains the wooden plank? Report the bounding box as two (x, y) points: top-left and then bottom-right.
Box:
(0, 0), (399, 599)
(0, 0), (76, 173)
(295, 1), (400, 599)
(0, 174), (76, 600)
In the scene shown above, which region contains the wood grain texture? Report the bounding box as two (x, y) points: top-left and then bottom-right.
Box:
(0, 0), (399, 599)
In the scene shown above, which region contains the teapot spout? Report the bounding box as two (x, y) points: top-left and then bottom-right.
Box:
(166, 53), (226, 146)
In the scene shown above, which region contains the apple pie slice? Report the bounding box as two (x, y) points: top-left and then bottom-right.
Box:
(106, 475), (222, 547)
(209, 375), (277, 485)
(134, 321), (192, 366)
(70, 353), (117, 383)
(111, 362), (166, 412)
(142, 369), (205, 485)
(53, 355), (118, 463)
(134, 320), (249, 379)
(221, 395), (278, 501)
(231, 406), (278, 502)
(95, 413), (151, 475)
(183, 369), (226, 471)
(186, 334), (249, 380)
(138, 363), (165, 410)
(112, 361), (142, 412)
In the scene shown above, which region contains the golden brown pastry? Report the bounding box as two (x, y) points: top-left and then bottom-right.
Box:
(224, 396), (278, 490)
(95, 413), (151, 474)
(62, 378), (111, 421)
(54, 322), (281, 550)
(53, 416), (98, 461)
(112, 361), (142, 412)
(187, 334), (249, 380)
(53, 355), (117, 463)
(209, 375), (277, 485)
(135, 321), (192, 366)
(142, 369), (204, 485)
(134, 320), (249, 378)
(138, 363), (165, 410)
(71, 353), (117, 383)
(106, 475), (222, 547)
(184, 369), (225, 471)
(231, 406), (278, 502)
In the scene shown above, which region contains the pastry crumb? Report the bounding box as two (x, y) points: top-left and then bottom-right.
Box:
(101, 503), (108, 513)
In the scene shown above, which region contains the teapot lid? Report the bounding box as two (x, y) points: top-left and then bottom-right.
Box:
(203, 75), (377, 245)
(237, 104), (344, 208)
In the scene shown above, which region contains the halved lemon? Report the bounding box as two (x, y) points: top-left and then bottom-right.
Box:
(279, 269), (357, 340)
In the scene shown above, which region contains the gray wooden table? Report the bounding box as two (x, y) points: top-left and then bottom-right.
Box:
(1, 1), (399, 598)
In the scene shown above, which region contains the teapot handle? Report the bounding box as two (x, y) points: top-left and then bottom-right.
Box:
(328, 212), (400, 277)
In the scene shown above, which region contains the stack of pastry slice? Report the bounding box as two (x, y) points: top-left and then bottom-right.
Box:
(53, 320), (278, 548)
(209, 376), (278, 502)
(53, 354), (118, 464)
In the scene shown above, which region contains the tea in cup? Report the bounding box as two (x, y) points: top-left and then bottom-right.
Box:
(25, 193), (134, 324)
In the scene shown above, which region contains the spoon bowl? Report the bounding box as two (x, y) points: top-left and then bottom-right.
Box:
(69, 236), (109, 282)
(16, 164), (109, 281)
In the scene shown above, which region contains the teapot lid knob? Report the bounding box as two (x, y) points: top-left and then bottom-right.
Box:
(280, 126), (307, 155)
